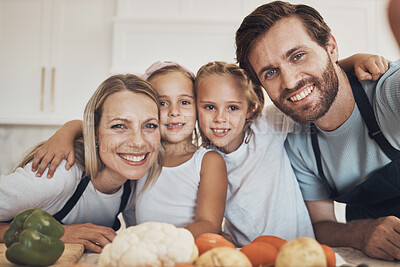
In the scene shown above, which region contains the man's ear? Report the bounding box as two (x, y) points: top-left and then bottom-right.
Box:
(326, 34), (339, 63)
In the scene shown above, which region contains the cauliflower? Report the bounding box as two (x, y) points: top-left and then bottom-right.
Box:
(98, 222), (198, 267)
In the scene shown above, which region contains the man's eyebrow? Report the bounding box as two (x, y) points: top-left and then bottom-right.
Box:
(258, 65), (273, 77)
(257, 46), (305, 77)
(285, 46), (303, 58)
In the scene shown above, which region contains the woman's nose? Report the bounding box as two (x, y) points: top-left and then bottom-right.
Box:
(126, 131), (145, 148)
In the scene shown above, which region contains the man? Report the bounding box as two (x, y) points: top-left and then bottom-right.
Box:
(235, 1), (400, 261)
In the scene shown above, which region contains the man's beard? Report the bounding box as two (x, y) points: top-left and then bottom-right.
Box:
(272, 59), (339, 124)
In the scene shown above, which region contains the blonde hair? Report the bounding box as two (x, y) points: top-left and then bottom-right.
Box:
(83, 74), (163, 192)
(16, 74), (163, 194)
(194, 61), (264, 147)
(147, 65), (195, 84)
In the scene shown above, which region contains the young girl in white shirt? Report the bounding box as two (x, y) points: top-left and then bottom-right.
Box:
(126, 61), (228, 238)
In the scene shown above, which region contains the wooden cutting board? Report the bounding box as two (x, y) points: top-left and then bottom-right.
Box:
(0, 243), (84, 266)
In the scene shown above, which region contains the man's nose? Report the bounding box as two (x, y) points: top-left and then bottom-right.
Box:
(281, 66), (299, 90)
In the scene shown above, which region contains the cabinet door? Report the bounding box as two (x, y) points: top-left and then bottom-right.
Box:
(50, 0), (114, 122)
(0, 0), (51, 121)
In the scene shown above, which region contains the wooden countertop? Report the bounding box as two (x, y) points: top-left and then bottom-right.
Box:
(77, 247), (400, 267)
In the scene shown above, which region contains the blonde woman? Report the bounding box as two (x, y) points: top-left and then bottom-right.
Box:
(0, 74), (162, 252)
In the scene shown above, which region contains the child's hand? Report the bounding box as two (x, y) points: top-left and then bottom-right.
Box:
(353, 54), (388, 81)
(31, 134), (75, 178)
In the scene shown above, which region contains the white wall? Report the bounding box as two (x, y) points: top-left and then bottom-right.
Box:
(111, 0), (400, 75)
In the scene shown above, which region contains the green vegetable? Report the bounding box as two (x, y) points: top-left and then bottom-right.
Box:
(3, 208), (65, 266)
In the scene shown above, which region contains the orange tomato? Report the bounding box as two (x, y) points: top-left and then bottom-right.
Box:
(240, 242), (278, 267)
(321, 244), (336, 267)
(251, 235), (287, 251)
(174, 264), (196, 267)
(195, 233), (235, 255)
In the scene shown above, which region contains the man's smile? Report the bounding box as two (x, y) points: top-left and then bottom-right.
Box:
(289, 84), (315, 102)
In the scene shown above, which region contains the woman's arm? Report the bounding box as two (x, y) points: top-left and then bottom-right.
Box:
(32, 120), (83, 178)
(62, 223), (117, 253)
(339, 53), (388, 81)
(185, 151), (228, 239)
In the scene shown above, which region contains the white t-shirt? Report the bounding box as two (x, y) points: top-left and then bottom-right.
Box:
(0, 160), (127, 227)
(124, 148), (210, 227)
(220, 104), (315, 247)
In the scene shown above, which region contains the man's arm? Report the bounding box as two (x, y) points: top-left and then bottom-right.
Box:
(306, 199), (400, 261)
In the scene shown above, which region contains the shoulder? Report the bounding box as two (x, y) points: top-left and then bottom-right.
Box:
(201, 150), (226, 169)
(0, 160), (83, 220)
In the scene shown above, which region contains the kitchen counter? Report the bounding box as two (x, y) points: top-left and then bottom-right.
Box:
(77, 247), (400, 266)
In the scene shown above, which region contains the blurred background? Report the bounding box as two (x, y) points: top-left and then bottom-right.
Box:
(0, 0), (399, 175)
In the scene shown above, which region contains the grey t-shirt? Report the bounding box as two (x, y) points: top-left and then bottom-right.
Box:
(285, 60), (400, 201)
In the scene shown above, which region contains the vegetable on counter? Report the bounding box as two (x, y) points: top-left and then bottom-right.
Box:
(3, 208), (65, 266)
(275, 236), (327, 267)
(99, 222), (199, 267)
(195, 247), (252, 267)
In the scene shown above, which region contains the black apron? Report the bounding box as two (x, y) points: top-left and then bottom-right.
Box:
(310, 73), (400, 222)
(53, 176), (133, 231)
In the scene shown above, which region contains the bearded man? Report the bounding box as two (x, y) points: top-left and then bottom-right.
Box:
(236, 1), (400, 261)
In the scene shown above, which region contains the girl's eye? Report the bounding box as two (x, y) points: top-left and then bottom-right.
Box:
(228, 106), (238, 111)
(144, 123), (159, 129)
(160, 101), (167, 107)
(204, 105), (215, 110)
(181, 100), (191, 105)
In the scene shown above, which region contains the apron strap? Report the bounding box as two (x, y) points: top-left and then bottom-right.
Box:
(53, 175), (134, 231)
(310, 72), (400, 200)
(348, 73), (400, 160)
(53, 175), (90, 222)
(111, 180), (134, 231)
(310, 123), (338, 197)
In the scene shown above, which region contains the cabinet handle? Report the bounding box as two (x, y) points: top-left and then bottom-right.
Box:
(40, 67), (45, 111)
(51, 67), (56, 112)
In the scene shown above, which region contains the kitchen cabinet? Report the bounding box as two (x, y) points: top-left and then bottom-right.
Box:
(0, 0), (115, 125)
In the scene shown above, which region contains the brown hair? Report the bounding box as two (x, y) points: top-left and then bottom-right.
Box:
(194, 61), (264, 147)
(235, 1), (331, 85)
